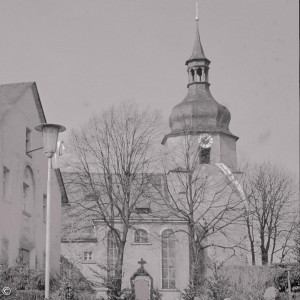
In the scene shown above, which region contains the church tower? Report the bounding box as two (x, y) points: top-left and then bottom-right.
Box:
(162, 11), (239, 172)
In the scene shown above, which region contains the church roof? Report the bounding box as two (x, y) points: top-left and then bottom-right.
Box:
(167, 84), (237, 139)
(60, 171), (183, 242)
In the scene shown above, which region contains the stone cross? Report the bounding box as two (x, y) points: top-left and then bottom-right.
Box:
(138, 258), (146, 269)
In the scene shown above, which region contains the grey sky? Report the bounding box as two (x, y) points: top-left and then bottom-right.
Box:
(0, 0), (298, 175)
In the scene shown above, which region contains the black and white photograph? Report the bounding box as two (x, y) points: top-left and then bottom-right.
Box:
(0, 1), (298, 299)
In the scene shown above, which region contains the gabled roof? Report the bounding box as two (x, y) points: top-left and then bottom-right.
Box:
(0, 82), (46, 123)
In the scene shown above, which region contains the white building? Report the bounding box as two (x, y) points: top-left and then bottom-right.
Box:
(0, 82), (68, 274)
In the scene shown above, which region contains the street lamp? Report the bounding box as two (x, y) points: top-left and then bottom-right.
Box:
(35, 123), (66, 300)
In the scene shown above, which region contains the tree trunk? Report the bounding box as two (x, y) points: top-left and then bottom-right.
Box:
(246, 216), (256, 265)
(261, 247), (269, 265)
(188, 223), (204, 288)
(110, 242), (125, 299)
(250, 239), (256, 265)
(188, 224), (196, 285)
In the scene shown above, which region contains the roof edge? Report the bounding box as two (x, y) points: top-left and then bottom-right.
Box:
(54, 168), (69, 204)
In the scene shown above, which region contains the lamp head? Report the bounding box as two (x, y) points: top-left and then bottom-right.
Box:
(35, 123), (66, 158)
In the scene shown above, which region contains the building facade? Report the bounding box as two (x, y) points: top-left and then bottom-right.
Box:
(0, 82), (67, 274)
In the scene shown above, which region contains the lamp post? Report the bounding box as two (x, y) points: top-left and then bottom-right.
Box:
(35, 123), (66, 300)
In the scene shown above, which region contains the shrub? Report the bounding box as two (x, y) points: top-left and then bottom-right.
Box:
(0, 260), (57, 299)
(219, 265), (278, 300)
(0, 256), (96, 299)
(181, 265), (279, 300)
(51, 255), (96, 298)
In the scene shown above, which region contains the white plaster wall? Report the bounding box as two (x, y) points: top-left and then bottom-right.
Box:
(220, 134), (237, 171)
(0, 86), (62, 273)
(61, 222), (189, 300)
(164, 134), (222, 169)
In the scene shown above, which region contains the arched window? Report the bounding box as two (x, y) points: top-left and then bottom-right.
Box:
(23, 166), (34, 214)
(190, 69), (195, 82)
(134, 229), (148, 243)
(161, 229), (176, 289)
(196, 67), (202, 81)
(107, 230), (118, 276)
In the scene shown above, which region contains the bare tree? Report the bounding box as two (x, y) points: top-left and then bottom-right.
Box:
(242, 162), (297, 265)
(63, 102), (162, 297)
(155, 119), (246, 289)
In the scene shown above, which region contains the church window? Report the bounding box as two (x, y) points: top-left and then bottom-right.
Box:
(83, 251), (93, 262)
(199, 147), (210, 164)
(107, 231), (118, 276)
(134, 229), (148, 243)
(161, 229), (176, 289)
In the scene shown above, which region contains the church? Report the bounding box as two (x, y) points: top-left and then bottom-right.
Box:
(61, 11), (248, 300)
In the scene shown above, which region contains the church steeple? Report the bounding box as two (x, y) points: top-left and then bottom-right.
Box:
(185, 9), (211, 86)
(187, 8), (206, 61)
(162, 4), (239, 171)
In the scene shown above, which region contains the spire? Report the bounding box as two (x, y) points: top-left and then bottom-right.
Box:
(187, 1), (206, 63)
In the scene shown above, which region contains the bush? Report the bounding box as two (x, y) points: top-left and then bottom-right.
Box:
(274, 264), (300, 292)
(51, 255), (96, 299)
(0, 260), (57, 299)
(181, 265), (279, 300)
(0, 256), (95, 299)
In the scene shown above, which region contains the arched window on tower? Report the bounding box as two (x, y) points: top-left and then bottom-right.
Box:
(107, 230), (118, 277)
(197, 67), (202, 81)
(162, 229), (176, 289)
(134, 229), (148, 243)
(199, 147), (211, 164)
(190, 69), (195, 82)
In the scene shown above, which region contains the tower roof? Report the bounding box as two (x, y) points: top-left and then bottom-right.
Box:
(186, 20), (207, 63)
(168, 84), (236, 138)
(163, 10), (238, 144)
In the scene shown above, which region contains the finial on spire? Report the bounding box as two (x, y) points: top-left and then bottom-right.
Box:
(195, 1), (199, 21)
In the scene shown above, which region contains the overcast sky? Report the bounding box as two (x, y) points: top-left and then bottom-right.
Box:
(0, 0), (298, 176)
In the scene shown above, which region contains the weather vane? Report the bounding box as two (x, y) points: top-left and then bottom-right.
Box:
(196, 1), (199, 21)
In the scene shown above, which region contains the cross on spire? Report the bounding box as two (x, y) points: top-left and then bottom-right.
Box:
(138, 258), (146, 269)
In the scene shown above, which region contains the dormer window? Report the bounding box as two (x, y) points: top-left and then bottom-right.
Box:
(199, 147), (210, 164)
(135, 207), (151, 214)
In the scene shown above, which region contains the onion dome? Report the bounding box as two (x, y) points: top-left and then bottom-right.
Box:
(169, 84), (233, 136)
